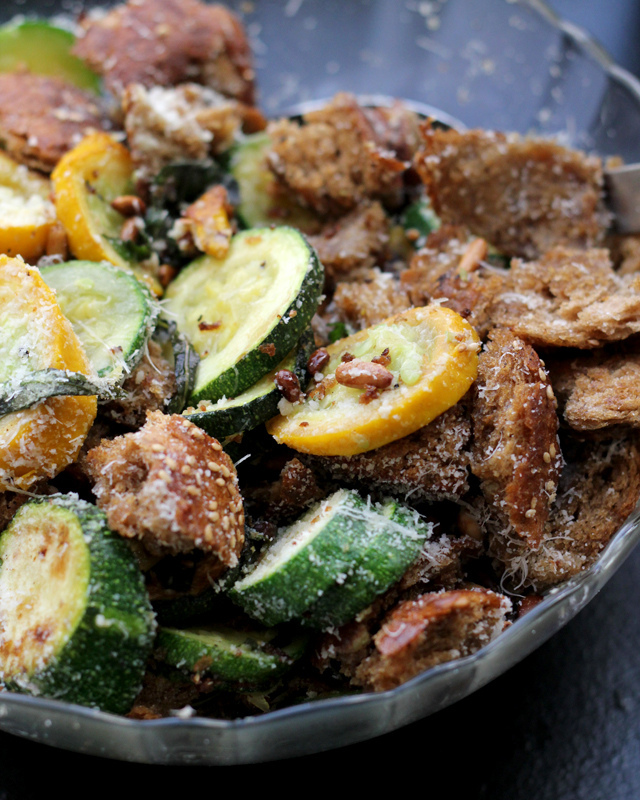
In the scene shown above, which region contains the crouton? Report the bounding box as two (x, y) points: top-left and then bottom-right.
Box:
(267, 93), (407, 217)
(306, 201), (390, 286)
(73, 0), (255, 102)
(471, 329), (562, 550)
(353, 589), (511, 691)
(123, 82), (265, 183)
(101, 339), (177, 429)
(328, 270), (412, 331)
(415, 126), (609, 259)
(496, 433), (640, 589)
(85, 411), (244, 563)
(493, 246), (640, 348)
(0, 72), (108, 173)
(550, 350), (640, 431)
(244, 458), (327, 526)
(309, 403), (472, 503)
(400, 225), (473, 305)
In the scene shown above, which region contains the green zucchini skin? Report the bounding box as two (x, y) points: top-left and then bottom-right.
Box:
(183, 327), (315, 439)
(40, 260), (160, 384)
(156, 624), (308, 688)
(0, 495), (156, 715)
(164, 227), (324, 405)
(303, 500), (432, 630)
(152, 318), (201, 415)
(229, 489), (370, 627)
(0, 368), (106, 415)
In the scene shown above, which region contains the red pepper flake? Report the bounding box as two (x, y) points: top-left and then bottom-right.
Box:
(259, 342), (276, 356)
(198, 320), (222, 331)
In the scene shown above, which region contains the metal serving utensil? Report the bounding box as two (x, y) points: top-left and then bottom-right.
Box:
(605, 164), (640, 234)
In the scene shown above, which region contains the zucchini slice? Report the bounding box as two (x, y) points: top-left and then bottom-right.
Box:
(0, 495), (156, 714)
(303, 499), (432, 630)
(156, 624), (308, 688)
(41, 260), (160, 384)
(183, 328), (315, 438)
(230, 489), (375, 627)
(231, 492), (432, 630)
(0, 20), (101, 93)
(0, 368), (104, 416)
(152, 318), (200, 415)
(163, 227), (324, 404)
(267, 305), (480, 456)
(229, 133), (320, 232)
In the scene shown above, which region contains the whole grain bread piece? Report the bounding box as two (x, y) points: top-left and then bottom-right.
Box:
(306, 201), (390, 287)
(123, 82), (265, 184)
(307, 402), (472, 503)
(242, 457), (328, 527)
(397, 532), (485, 594)
(492, 246), (640, 349)
(414, 125), (609, 259)
(471, 329), (563, 556)
(327, 269), (412, 331)
(400, 224), (472, 304)
(548, 348), (640, 431)
(85, 411), (244, 564)
(100, 339), (177, 429)
(427, 266), (506, 340)
(0, 72), (109, 173)
(352, 589), (511, 692)
(73, 0), (255, 103)
(495, 432), (640, 590)
(266, 93), (408, 217)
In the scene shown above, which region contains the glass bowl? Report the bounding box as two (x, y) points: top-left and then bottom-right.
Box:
(1, 0), (640, 765)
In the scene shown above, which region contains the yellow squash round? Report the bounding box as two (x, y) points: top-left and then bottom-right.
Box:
(267, 305), (479, 456)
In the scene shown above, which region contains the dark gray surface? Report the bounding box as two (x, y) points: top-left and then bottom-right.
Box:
(0, 0), (639, 795)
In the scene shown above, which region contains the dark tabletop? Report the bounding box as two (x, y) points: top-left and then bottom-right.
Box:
(2, 2), (640, 797)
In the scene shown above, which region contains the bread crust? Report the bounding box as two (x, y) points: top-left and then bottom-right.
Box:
(471, 329), (562, 551)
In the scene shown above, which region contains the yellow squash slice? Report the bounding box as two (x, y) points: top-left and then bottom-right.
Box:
(51, 132), (160, 293)
(267, 305), (480, 456)
(0, 152), (56, 262)
(0, 256), (97, 490)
